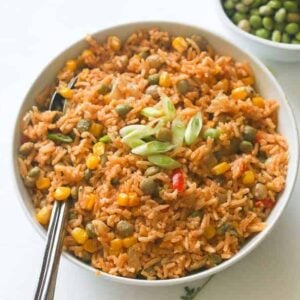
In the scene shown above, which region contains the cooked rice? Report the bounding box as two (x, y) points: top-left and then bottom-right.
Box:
(18, 28), (288, 279)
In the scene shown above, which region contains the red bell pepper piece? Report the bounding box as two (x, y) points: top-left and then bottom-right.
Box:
(172, 169), (184, 192)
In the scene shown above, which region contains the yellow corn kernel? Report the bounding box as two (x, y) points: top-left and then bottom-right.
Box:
(242, 76), (255, 86)
(110, 238), (123, 251)
(172, 37), (188, 53)
(89, 123), (103, 138)
(93, 142), (105, 156)
(103, 94), (111, 105)
(36, 206), (52, 225)
(109, 36), (121, 51)
(53, 186), (71, 201)
(159, 71), (172, 87)
(211, 162), (230, 176)
(231, 87), (248, 100)
(86, 154), (100, 170)
(59, 87), (73, 99)
(128, 192), (140, 207)
(122, 236), (137, 248)
(36, 177), (51, 190)
(252, 96), (265, 108)
(81, 49), (93, 59)
(65, 59), (77, 72)
(117, 193), (129, 206)
(83, 239), (98, 253)
(204, 225), (216, 240)
(71, 227), (89, 244)
(242, 170), (255, 186)
(85, 193), (96, 210)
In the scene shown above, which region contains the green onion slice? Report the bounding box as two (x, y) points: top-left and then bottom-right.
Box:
(184, 112), (203, 145)
(132, 141), (174, 156)
(148, 154), (181, 170)
(161, 93), (176, 121)
(171, 118), (186, 147)
(141, 107), (163, 118)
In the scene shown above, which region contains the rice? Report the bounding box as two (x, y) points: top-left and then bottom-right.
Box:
(18, 28), (288, 280)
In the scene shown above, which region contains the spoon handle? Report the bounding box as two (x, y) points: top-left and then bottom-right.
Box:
(34, 201), (69, 300)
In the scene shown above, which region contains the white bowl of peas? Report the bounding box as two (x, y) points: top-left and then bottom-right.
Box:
(217, 0), (300, 61)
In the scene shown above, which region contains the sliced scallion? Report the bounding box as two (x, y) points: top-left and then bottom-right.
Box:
(141, 107), (163, 118)
(161, 93), (176, 121)
(171, 118), (186, 147)
(184, 112), (203, 145)
(120, 125), (147, 137)
(132, 141), (174, 156)
(148, 154), (181, 170)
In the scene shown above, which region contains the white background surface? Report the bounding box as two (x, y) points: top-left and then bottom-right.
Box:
(0, 0), (300, 299)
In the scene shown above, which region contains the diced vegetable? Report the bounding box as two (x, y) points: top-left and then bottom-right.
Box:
(211, 162), (230, 175)
(172, 37), (188, 52)
(36, 206), (52, 225)
(19, 142), (34, 156)
(242, 170), (255, 186)
(59, 87), (73, 99)
(184, 112), (203, 145)
(53, 186), (71, 201)
(204, 225), (216, 239)
(203, 128), (220, 140)
(161, 93), (176, 120)
(99, 135), (111, 143)
(140, 178), (159, 196)
(120, 125), (147, 137)
(159, 71), (172, 87)
(148, 154), (181, 170)
(116, 104), (132, 117)
(86, 154), (100, 169)
(128, 192), (140, 206)
(47, 133), (73, 143)
(141, 107), (163, 118)
(172, 169), (184, 192)
(116, 220), (134, 238)
(93, 142), (105, 156)
(89, 123), (103, 138)
(117, 193), (129, 206)
(132, 141), (174, 156)
(36, 177), (51, 190)
(122, 236), (137, 248)
(72, 227), (89, 244)
(155, 128), (172, 142)
(171, 119), (186, 147)
(77, 119), (91, 132)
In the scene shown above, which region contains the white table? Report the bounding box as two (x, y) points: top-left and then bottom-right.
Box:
(1, 1), (300, 299)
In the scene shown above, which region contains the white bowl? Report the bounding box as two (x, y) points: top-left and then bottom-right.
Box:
(216, 0), (300, 62)
(12, 21), (299, 287)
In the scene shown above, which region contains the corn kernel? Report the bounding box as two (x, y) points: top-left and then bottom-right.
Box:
(83, 239), (98, 253)
(71, 227), (89, 244)
(110, 238), (123, 251)
(109, 36), (121, 51)
(89, 123), (103, 138)
(159, 71), (172, 87)
(86, 154), (100, 170)
(103, 94), (111, 105)
(242, 76), (255, 86)
(93, 142), (105, 156)
(53, 186), (71, 201)
(85, 193), (96, 210)
(204, 225), (216, 239)
(172, 37), (188, 53)
(36, 177), (51, 190)
(81, 49), (93, 59)
(211, 162), (230, 176)
(59, 87), (73, 99)
(242, 170), (255, 186)
(117, 193), (129, 206)
(65, 59), (77, 72)
(252, 96), (265, 108)
(36, 206), (52, 225)
(231, 87), (248, 100)
(122, 236), (137, 248)
(128, 192), (140, 207)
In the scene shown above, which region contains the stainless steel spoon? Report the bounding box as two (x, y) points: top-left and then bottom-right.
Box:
(34, 77), (77, 300)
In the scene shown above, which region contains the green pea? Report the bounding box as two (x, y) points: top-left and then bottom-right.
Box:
(28, 166), (41, 178)
(285, 23), (299, 34)
(243, 125), (257, 142)
(239, 140), (254, 153)
(291, 39), (300, 44)
(296, 32), (300, 41)
(274, 22), (285, 31)
(238, 19), (251, 32)
(267, 0), (282, 9)
(236, 3), (249, 12)
(272, 30), (282, 42)
(176, 79), (190, 94)
(76, 119), (91, 133)
(233, 12), (247, 24)
(224, 0), (235, 10)
(140, 178), (159, 196)
(145, 85), (160, 100)
(281, 33), (291, 43)
(287, 12), (300, 23)
(252, 0), (262, 8)
(283, 1), (298, 13)
(242, 0), (254, 5)
(116, 220), (134, 238)
(255, 28), (271, 39)
(203, 128), (221, 140)
(250, 15), (262, 29)
(262, 17), (274, 30)
(110, 178), (120, 186)
(98, 83), (111, 95)
(86, 222), (97, 238)
(259, 5), (273, 16)
(99, 135), (111, 143)
(144, 166), (161, 177)
(148, 74), (160, 85)
(274, 8), (287, 23)
(115, 104), (132, 117)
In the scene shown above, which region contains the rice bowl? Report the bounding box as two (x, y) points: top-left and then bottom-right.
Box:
(13, 21), (299, 286)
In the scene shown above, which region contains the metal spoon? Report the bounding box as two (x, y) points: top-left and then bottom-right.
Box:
(34, 77), (77, 300)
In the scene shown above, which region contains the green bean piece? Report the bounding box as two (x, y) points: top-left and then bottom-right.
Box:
(285, 23), (299, 34)
(70, 187), (78, 200)
(262, 17), (274, 30)
(255, 28), (271, 39)
(274, 8), (287, 23)
(250, 15), (262, 28)
(203, 128), (221, 140)
(233, 12), (247, 24)
(272, 30), (282, 42)
(47, 133), (73, 143)
(259, 5), (273, 16)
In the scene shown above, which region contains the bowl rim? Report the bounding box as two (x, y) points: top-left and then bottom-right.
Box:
(12, 20), (299, 287)
(216, 0), (300, 50)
